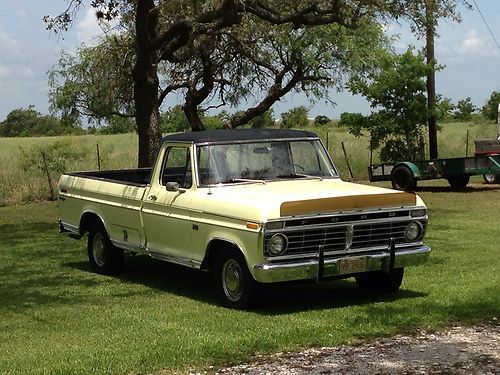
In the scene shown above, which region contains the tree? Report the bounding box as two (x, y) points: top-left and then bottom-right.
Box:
(0, 106), (81, 137)
(45, 0), (468, 167)
(160, 105), (190, 133)
(281, 106), (309, 129)
(49, 34), (135, 126)
(481, 91), (500, 122)
(314, 115), (331, 126)
(435, 96), (455, 121)
(454, 97), (477, 122)
(342, 49), (431, 162)
(247, 110), (274, 129)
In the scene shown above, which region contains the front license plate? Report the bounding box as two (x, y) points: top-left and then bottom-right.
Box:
(339, 257), (367, 274)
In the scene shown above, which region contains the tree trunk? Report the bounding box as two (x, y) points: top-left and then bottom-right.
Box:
(133, 0), (162, 168)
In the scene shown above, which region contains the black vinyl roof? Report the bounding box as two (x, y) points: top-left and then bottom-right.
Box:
(161, 128), (319, 145)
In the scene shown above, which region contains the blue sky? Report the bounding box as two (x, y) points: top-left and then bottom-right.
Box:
(0, 1), (499, 121)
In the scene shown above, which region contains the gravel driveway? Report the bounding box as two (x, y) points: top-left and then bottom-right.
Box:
(211, 319), (499, 374)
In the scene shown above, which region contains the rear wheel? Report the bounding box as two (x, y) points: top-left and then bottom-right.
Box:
(214, 248), (257, 309)
(447, 174), (470, 189)
(355, 268), (404, 293)
(391, 166), (416, 191)
(88, 221), (123, 275)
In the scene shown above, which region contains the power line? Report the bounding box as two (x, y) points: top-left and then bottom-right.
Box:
(471, 0), (500, 50)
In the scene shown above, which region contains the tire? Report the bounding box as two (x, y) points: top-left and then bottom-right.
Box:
(447, 175), (470, 189)
(355, 268), (404, 293)
(214, 248), (257, 309)
(87, 221), (123, 275)
(483, 174), (500, 184)
(391, 166), (416, 191)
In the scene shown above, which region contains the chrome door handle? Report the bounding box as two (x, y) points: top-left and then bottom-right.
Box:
(148, 195), (157, 201)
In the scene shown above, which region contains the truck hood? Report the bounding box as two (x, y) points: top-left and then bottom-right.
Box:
(198, 178), (422, 222)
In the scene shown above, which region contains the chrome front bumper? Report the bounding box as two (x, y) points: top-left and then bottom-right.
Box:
(253, 245), (431, 283)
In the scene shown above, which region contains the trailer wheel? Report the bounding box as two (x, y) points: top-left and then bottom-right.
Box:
(391, 166), (416, 191)
(355, 268), (404, 293)
(447, 175), (470, 189)
(88, 221), (123, 275)
(214, 248), (257, 309)
(483, 174), (500, 184)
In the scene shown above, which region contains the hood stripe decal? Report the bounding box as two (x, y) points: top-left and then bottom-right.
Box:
(280, 193), (416, 217)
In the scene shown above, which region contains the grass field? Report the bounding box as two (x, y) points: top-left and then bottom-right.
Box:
(0, 181), (499, 374)
(0, 120), (497, 206)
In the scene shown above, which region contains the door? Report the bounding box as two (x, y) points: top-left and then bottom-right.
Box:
(141, 144), (197, 265)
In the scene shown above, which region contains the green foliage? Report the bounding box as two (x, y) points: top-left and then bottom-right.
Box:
(48, 34), (135, 125)
(202, 115), (225, 130)
(97, 117), (136, 134)
(345, 48), (431, 162)
(453, 97), (477, 122)
(0, 106), (81, 137)
(161, 105), (190, 133)
(248, 110), (275, 128)
(281, 106), (309, 129)
(160, 106), (227, 132)
(435, 96), (455, 122)
(314, 115), (331, 126)
(19, 141), (86, 175)
(481, 91), (500, 122)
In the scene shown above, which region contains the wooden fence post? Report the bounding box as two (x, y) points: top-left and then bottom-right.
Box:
(341, 141), (354, 180)
(465, 129), (469, 157)
(96, 143), (101, 170)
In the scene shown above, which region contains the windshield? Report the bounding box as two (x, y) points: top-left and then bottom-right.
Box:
(197, 139), (337, 185)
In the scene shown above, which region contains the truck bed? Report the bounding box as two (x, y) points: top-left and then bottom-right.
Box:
(67, 168), (152, 187)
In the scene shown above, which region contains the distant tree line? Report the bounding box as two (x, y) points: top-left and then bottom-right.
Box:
(0, 106), (83, 137)
(1, 88), (497, 139)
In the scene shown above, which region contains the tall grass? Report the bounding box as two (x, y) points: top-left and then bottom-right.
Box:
(0, 133), (137, 206)
(0, 120), (497, 206)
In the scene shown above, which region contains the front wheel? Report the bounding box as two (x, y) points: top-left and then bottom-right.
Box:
(88, 221), (123, 275)
(355, 268), (404, 293)
(214, 249), (257, 309)
(483, 174), (500, 184)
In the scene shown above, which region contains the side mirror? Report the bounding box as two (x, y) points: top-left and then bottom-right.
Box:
(165, 182), (186, 194)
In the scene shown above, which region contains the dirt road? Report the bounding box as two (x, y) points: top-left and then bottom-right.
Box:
(213, 320), (499, 374)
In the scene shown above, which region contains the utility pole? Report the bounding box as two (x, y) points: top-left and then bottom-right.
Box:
(426, 0), (438, 159)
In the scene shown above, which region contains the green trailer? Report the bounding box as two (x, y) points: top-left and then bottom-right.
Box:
(369, 139), (500, 191)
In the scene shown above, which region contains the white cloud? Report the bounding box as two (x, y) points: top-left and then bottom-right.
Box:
(76, 7), (103, 45)
(76, 6), (121, 46)
(0, 24), (21, 59)
(458, 29), (485, 55)
(456, 29), (500, 59)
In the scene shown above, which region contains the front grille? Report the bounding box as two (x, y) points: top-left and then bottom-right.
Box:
(264, 220), (426, 258)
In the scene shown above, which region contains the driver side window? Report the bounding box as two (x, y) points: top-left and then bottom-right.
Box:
(160, 146), (192, 188)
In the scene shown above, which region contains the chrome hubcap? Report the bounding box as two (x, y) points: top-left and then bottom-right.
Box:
(222, 259), (242, 302)
(92, 233), (106, 267)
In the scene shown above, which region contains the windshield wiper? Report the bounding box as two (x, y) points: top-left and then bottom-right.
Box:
(277, 173), (323, 181)
(220, 178), (267, 185)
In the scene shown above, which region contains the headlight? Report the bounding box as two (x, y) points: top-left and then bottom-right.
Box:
(267, 234), (288, 256)
(404, 221), (423, 242)
(411, 209), (427, 218)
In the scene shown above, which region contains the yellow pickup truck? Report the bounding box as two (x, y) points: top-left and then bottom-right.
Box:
(58, 129), (430, 309)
